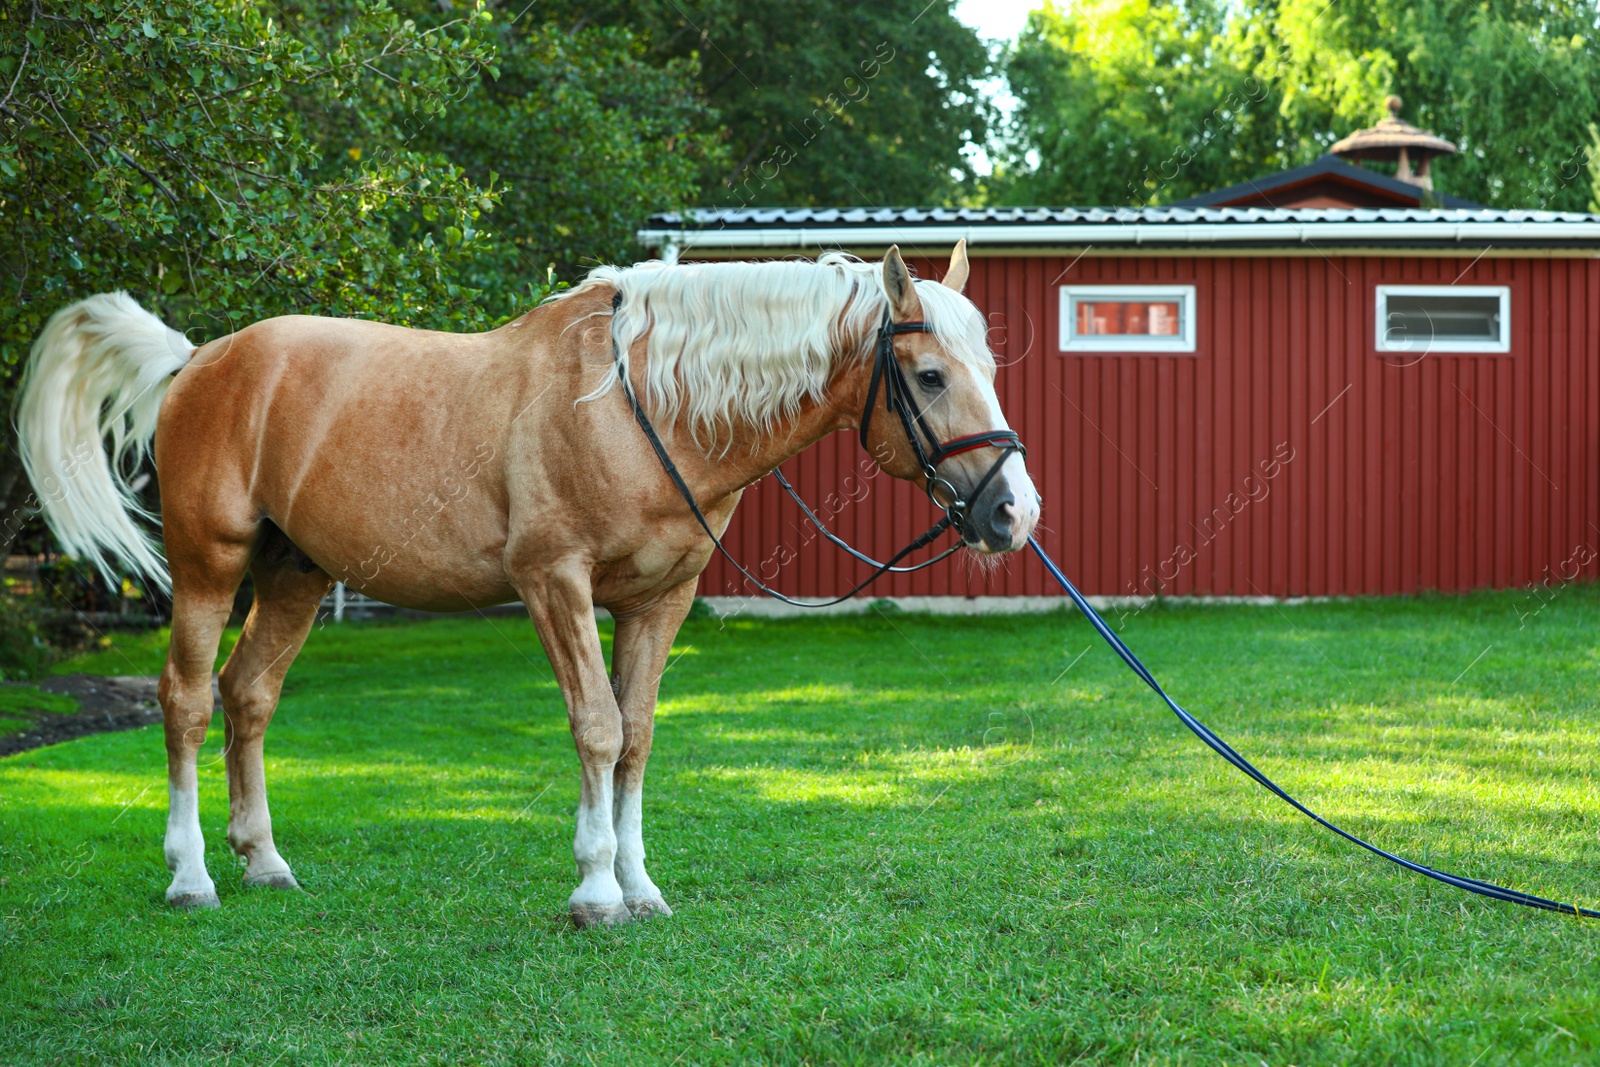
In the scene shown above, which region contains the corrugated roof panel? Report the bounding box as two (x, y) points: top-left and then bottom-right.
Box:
(646, 206), (1600, 228)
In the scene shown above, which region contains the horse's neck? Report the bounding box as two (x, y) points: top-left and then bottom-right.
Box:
(677, 347), (869, 502)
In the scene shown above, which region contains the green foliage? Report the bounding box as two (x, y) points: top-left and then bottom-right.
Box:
(425, 21), (715, 282)
(1589, 123), (1600, 211)
(1000, 0), (1600, 209)
(999, 0), (1281, 206)
(538, 0), (993, 208)
(0, 592), (51, 680)
(0, 1), (503, 354)
(4, 592), (1600, 1060)
(288, 2), (717, 284)
(0, 0), (505, 527)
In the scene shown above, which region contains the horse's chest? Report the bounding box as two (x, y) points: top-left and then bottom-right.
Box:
(591, 526), (717, 606)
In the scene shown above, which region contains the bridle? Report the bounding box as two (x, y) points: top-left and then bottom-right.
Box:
(857, 310), (1025, 539)
(610, 293), (1027, 607)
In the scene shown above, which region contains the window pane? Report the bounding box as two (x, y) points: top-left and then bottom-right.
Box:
(1385, 295), (1501, 343)
(1075, 300), (1183, 337)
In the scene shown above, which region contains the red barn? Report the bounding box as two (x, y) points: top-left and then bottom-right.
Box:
(640, 167), (1600, 603)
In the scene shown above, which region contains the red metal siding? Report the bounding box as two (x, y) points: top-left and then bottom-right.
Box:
(698, 254), (1600, 598)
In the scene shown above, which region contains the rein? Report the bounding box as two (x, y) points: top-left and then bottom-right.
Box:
(609, 288), (1597, 922)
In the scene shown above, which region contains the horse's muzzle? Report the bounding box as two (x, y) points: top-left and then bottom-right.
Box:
(964, 480), (1038, 553)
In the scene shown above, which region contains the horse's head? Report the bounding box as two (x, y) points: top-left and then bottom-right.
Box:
(859, 243), (1041, 554)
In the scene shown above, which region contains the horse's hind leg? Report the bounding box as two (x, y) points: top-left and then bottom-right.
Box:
(161, 544), (252, 909)
(218, 537), (332, 890)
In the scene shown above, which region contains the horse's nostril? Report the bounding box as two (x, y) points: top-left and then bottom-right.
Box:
(992, 495), (1016, 534)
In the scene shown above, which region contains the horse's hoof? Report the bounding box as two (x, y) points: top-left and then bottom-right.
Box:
(569, 900), (632, 929)
(167, 889), (221, 910)
(626, 896), (673, 920)
(243, 870), (300, 891)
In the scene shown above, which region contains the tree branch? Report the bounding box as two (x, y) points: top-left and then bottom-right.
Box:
(1, 37), (30, 112)
(87, 133), (181, 208)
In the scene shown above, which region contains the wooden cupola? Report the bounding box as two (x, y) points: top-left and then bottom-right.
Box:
(1329, 95), (1457, 192)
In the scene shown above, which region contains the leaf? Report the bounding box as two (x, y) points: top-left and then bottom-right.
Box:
(142, 18), (159, 38)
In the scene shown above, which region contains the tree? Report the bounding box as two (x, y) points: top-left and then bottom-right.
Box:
(283, 1), (719, 282)
(1267, 0), (1600, 211)
(535, 0), (993, 208)
(997, 0), (1284, 206)
(426, 23), (715, 279)
(999, 0), (1600, 210)
(0, 0), (501, 543)
(1590, 124), (1600, 211)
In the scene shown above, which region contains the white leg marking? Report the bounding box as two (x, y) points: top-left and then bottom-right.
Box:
(236, 831), (296, 889)
(568, 767), (628, 925)
(227, 742), (298, 889)
(613, 787), (671, 916)
(164, 783), (218, 908)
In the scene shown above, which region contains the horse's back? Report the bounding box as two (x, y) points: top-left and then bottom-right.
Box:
(163, 313), (509, 476)
(155, 313), (543, 606)
(184, 313), (485, 382)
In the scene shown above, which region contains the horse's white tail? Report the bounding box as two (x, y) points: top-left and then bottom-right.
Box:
(14, 292), (194, 593)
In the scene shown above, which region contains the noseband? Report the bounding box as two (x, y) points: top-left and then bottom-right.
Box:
(859, 312), (1026, 538)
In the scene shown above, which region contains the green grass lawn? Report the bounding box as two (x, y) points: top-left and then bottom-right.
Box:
(0, 685), (78, 738)
(2, 588), (1598, 1065)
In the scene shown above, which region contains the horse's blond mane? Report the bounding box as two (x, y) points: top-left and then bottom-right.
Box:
(556, 252), (993, 450)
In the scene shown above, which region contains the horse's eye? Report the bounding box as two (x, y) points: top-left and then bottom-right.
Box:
(918, 370), (944, 389)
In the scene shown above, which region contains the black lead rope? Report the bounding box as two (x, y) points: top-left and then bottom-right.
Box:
(1029, 538), (1599, 920)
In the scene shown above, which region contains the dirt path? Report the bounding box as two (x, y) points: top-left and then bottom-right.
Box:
(0, 675), (220, 757)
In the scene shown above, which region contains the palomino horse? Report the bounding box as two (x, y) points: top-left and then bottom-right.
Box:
(17, 245), (1040, 926)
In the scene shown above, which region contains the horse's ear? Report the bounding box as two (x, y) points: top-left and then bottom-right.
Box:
(882, 245), (918, 319)
(942, 239), (970, 292)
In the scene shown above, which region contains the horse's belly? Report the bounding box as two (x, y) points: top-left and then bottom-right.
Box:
(334, 567), (520, 613)
(275, 492), (516, 612)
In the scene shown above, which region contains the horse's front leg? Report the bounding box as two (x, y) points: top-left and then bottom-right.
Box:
(520, 568), (630, 927)
(609, 582), (697, 919)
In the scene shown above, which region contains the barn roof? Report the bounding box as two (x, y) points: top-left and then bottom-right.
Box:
(1171, 155), (1483, 210)
(639, 206), (1600, 255)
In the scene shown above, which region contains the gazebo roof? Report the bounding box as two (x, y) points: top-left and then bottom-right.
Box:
(1331, 96), (1457, 163)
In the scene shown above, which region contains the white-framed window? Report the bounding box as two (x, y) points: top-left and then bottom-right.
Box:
(1375, 285), (1511, 354)
(1059, 285), (1197, 353)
